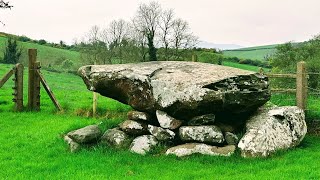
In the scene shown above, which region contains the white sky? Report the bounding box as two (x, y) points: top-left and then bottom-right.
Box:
(0, 0), (319, 47)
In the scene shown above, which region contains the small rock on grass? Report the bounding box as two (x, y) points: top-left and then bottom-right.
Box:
(101, 128), (132, 149)
(67, 125), (102, 144)
(166, 143), (236, 157)
(130, 135), (158, 155)
(64, 135), (81, 153)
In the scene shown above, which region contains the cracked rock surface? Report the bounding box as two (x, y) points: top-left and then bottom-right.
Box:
(78, 61), (270, 120)
(238, 106), (307, 157)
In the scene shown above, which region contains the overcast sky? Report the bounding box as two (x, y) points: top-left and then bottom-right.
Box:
(0, 0), (319, 47)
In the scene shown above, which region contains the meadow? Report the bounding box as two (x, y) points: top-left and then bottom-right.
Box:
(223, 44), (278, 60)
(1, 61), (320, 179)
(0, 36), (81, 70)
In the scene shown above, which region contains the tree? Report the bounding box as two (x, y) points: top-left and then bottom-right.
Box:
(2, 38), (22, 64)
(133, 1), (162, 61)
(159, 9), (174, 60)
(0, 0), (12, 25)
(271, 35), (320, 89)
(172, 18), (198, 60)
(0, 0), (12, 8)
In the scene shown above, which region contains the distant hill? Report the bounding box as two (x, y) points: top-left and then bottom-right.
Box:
(222, 42), (304, 61)
(223, 44), (278, 60)
(0, 35), (80, 71)
(197, 41), (244, 50)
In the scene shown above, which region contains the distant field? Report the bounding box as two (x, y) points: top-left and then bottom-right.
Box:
(0, 36), (81, 70)
(223, 44), (278, 60)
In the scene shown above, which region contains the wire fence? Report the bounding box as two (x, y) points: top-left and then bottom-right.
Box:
(267, 66), (320, 120)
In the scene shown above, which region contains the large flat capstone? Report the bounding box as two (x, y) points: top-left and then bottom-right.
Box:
(78, 61), (270, 119)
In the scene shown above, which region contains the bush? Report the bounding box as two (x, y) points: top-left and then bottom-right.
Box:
(38, 39), (47, 45)
(17, 36), (31, 42)
(61, 59), (74, 69)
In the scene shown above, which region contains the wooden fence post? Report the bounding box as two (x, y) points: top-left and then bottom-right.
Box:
(28, 49), (40, 111)
(13, 63), (24, 111)
(192, 54), (197, 62)
(296, 61), (307, 110)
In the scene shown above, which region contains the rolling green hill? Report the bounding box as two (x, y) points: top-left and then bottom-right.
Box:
(223, 44), (278, 60)
(0, 36), (81, 71)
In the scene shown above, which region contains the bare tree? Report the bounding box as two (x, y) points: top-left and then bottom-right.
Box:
(80, 25), (106, 65)
(171, 18), (198, 60)
(133, 1), (162, 61)
(159, 9), (174, 60)
(0, 0), (12, 8)
(0, 0), (12, 25)
(107, 19), (129, 63)
(128, 26), (148, 62)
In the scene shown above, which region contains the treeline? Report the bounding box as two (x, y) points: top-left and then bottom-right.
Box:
(76, 1), (198, 65)
(16, 35), (78, 51)
(271, 35), (320, 89)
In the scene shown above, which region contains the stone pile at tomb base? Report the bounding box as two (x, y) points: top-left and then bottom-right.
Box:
(64, 107), (307, 157)
(65, 61), (307, 158)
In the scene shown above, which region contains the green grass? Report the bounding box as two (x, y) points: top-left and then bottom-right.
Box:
(223, 44), (278, 60)
(223, 61), (270, 72)
(1, 62), (320, 179)
(0, 36), (81, 70)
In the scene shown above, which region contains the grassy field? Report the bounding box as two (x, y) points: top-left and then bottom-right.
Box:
(223, 44), (278, 60)
(1, 62), (320, 179)
(0, 36), (81, 71)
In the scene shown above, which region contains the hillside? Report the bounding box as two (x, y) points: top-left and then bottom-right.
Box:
(0, 36), (81, 71)
(223, 44), (278, 60)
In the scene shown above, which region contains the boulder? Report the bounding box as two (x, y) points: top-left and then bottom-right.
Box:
(127, 111), (151, 122)
(78, 61), (270, 120)
(225, 132), (239, 145)
(148, 125), (175, 141)
(101, 128), (132, 148)
(188, 114), (215, 126)
(67, 125), (102, 144)
(64, 135), (80, 152)
(130, 135), (158, 155)
(166, 143), (236, 157)
(238, 106), (307, 157)
(156, 110), (183, 130)
(119, 120), (148, 135)
(179, 126), (224, 144)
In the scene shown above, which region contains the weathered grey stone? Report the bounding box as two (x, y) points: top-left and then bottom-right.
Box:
(156, 110), (182, 130)
(119, 120), (148, 135)
(127, 111), (151, 121)
(101, 128), (132, 148)
(238, 106), (307, 158)
(147, 125), (175, 141)
(166, 143), (236, 157)
(225, 132), (239, 145)
(64, 135), (81, 153)
(67, 125), (102, 144)
(130, 135), (158, 155)
(188, 114), (215, 126)
(78, 61), (270, 120)
(179, 126), (224, 144)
